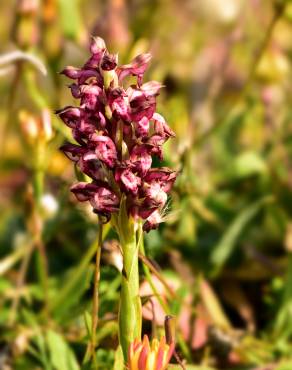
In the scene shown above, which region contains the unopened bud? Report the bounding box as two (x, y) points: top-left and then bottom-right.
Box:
(90, 36), (106, 54)
(17, 0), (39, 15)
(40, 193), (59, 219)
(19, 110), (38, 141)
(41, 108), (53, 141)
(19, 109), (53, 144)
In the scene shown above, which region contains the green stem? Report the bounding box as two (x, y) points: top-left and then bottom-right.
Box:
(118, 219), (142, 361)
(8, 241), (34, 325)
(32, 142), (50, 315)
(33, 168), (44, 208)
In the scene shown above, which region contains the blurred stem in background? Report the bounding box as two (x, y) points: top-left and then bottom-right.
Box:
(32, 125), (50, 318)
(0, 59), (22, 159)
(6, 0), (55, 323)
(15, 107), (53, 322)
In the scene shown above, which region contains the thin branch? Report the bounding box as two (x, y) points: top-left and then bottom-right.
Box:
(8, 243), (34, 325)
(138, 251), (176, 300)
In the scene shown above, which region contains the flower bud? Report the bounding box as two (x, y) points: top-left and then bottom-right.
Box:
(19, 110), (38, 141)
(41, 108), (53, 141)
(90, 36), (106, 55)
(13, 0), (39, 48)
(40, 193), (59, 219)
(19, 108), (53, 144)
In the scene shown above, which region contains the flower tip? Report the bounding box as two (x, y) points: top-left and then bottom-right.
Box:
(54, 107), (65, 115)
(59, 66), (81, 79)
(133, 52), (152, 69)
(90, 35), (106, 54)
(140, 52), (152, 63)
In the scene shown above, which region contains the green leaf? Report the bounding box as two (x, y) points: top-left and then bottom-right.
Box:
(57, 0), (83, 41)
(21, 310), (52, 370)
(46, 330), (79, 370)
(275, 254), (292, 340)
(83, 310), (92, 338)
(276, 362), (292, 370)
(113, 345), (124, 370)
(232, 150), (267, 179)
(95, 321), (118, 347)
(53, 265), (93, 318)
(211, 196), (273, 276)
(51, 224), (110, 315)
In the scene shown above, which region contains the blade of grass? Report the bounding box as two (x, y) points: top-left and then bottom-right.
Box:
(210, 196), (274, 277)
(51, 223), (110, 313)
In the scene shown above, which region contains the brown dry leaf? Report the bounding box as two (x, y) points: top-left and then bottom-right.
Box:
(284, 222), (292, 252)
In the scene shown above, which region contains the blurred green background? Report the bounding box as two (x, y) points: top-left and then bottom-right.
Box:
(1, 0), (292, 369)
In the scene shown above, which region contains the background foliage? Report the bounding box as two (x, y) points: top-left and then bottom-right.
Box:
(1, 0), (292, 369)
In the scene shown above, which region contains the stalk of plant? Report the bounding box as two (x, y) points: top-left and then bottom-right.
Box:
(57, 37), (177, 363)
(11, 109), (53, 323)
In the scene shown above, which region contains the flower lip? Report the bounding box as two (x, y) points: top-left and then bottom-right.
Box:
(130, 145), (152, 175)
(130, 93), (156, 122)
(89, 186), (120, 213)
(141, 81), (164, 96)
(144, 168), (178, 193)
(90, 135), (117, 166)
(152, 112), (175, 138)
(60, 143), (86, 162)
(115, 167), (141, 195)
(143, 209), (164, 232)
(143, 182), (168, 208)
(71, 181), (120, 218)
(134, 117), (149, 138)
(70, 182), (100, 201)
(107, 87), (130, 121)
(55, 106), (82, 128)
(100, 52), (118, 71)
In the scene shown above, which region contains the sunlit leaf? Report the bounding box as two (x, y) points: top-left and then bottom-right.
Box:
(211, 196), (274, 276)
(46, 330), (79, 370)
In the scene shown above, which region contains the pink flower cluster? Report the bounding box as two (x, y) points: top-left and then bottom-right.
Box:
(57, 37), (177, 231)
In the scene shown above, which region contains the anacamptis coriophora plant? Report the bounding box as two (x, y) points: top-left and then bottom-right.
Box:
(57, 36), (177, 366)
